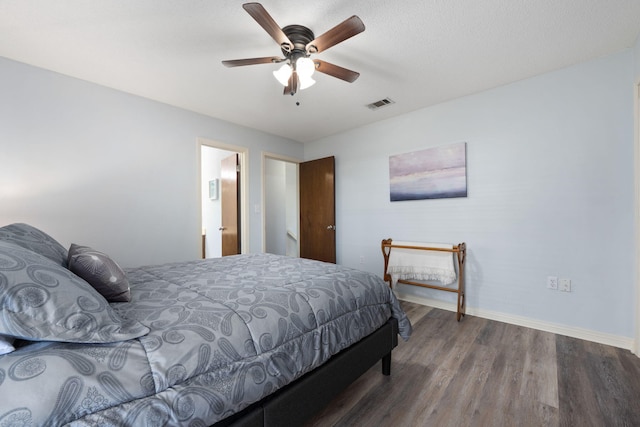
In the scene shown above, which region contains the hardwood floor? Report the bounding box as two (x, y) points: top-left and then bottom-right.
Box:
(305, 301), (640, 427)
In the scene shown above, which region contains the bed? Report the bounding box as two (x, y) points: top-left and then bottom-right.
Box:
(0, 223), (411, 426)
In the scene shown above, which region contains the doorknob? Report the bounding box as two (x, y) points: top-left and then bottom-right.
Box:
(219, 227), (226, 231)
(327, 225), (336, 231)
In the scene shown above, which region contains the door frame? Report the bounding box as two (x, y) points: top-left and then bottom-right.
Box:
(198, 137), (249, 255)
(634, 81), (640, 356)
(261, 152), (301, 254)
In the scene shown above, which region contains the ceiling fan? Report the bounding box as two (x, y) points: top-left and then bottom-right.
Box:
(222, 3), (365, 96)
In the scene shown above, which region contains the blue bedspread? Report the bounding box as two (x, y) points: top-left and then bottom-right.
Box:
(0, 253), (411, 426)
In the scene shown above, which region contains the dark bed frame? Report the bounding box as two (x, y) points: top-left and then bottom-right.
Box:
(213, 317), (399, 427)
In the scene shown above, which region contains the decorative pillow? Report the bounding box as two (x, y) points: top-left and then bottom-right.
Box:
(67, 244), (131, 302)
(0, 334), (15, 355)
(0, 241), (149, 343)
(0, 223), (68, 267)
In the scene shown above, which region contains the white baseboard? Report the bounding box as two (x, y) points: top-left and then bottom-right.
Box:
(396, 292), (635, 351)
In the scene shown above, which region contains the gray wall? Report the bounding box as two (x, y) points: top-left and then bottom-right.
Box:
(265, 158), (298, 256)
(1, 45), (637, 343)
(265, 158), (287, 255)
(0, 57), (303, 267)
(305, 49), (636, 340)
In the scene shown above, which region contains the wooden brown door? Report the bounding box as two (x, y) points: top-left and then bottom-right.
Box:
(221, 153), (240, 256)
(299, 156), (336, 263)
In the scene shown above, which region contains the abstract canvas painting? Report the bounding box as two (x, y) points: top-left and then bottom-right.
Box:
(389, 142), (467, 201)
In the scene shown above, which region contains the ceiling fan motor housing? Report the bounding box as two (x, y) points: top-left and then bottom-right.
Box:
(281, 25), (316, 58)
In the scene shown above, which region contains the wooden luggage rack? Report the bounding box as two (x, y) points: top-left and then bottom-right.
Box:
(381, 239), (467, 321)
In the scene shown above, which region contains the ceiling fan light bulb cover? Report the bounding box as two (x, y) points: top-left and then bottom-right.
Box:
(273, 64), (292, 86)
(296, 57), (316, 78)
(299, 75), (316, 90)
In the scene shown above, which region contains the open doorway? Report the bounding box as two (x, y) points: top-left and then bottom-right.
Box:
(199, 138), (248, 258)
(263, 154), (300, 257)
(262, 154), (336, 262)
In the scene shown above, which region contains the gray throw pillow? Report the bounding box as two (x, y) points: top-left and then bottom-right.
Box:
(0, 241), (148, 343)
(67, 244), (131, 302)
(0, 223), (68, 267)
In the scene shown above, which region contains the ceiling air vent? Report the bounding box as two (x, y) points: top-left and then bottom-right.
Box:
(366, 97), (395, 110)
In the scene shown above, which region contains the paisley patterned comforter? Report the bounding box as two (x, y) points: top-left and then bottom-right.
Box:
(0, 253), (411, 426)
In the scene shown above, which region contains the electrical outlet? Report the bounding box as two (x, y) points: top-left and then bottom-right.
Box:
(559, 278), (571, 292)
(359, 255), (365, 264)
(547, 276), (558, 290)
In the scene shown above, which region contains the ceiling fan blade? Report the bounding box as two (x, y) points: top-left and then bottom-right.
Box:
(306, 15), (365, 54)
(313, 60), (360, 83)
(284, 72), (298, 96)
(243, 3), (293, 52)
(222, 56), (282, 67)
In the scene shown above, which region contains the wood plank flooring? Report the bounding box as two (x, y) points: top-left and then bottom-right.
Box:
(305, 301), (640, 427)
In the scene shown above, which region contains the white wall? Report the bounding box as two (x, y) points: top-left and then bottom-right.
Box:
(305, 49), (635, 340)
(0, 57), (303, 267)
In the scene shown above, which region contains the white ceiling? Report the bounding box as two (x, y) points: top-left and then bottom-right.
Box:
(1, 1), (639, 143)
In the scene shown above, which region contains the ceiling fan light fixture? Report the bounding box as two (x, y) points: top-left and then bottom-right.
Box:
(296, 57), (315, 78)
(273, 63), (292, 86)
(299, 75), (316, 90)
